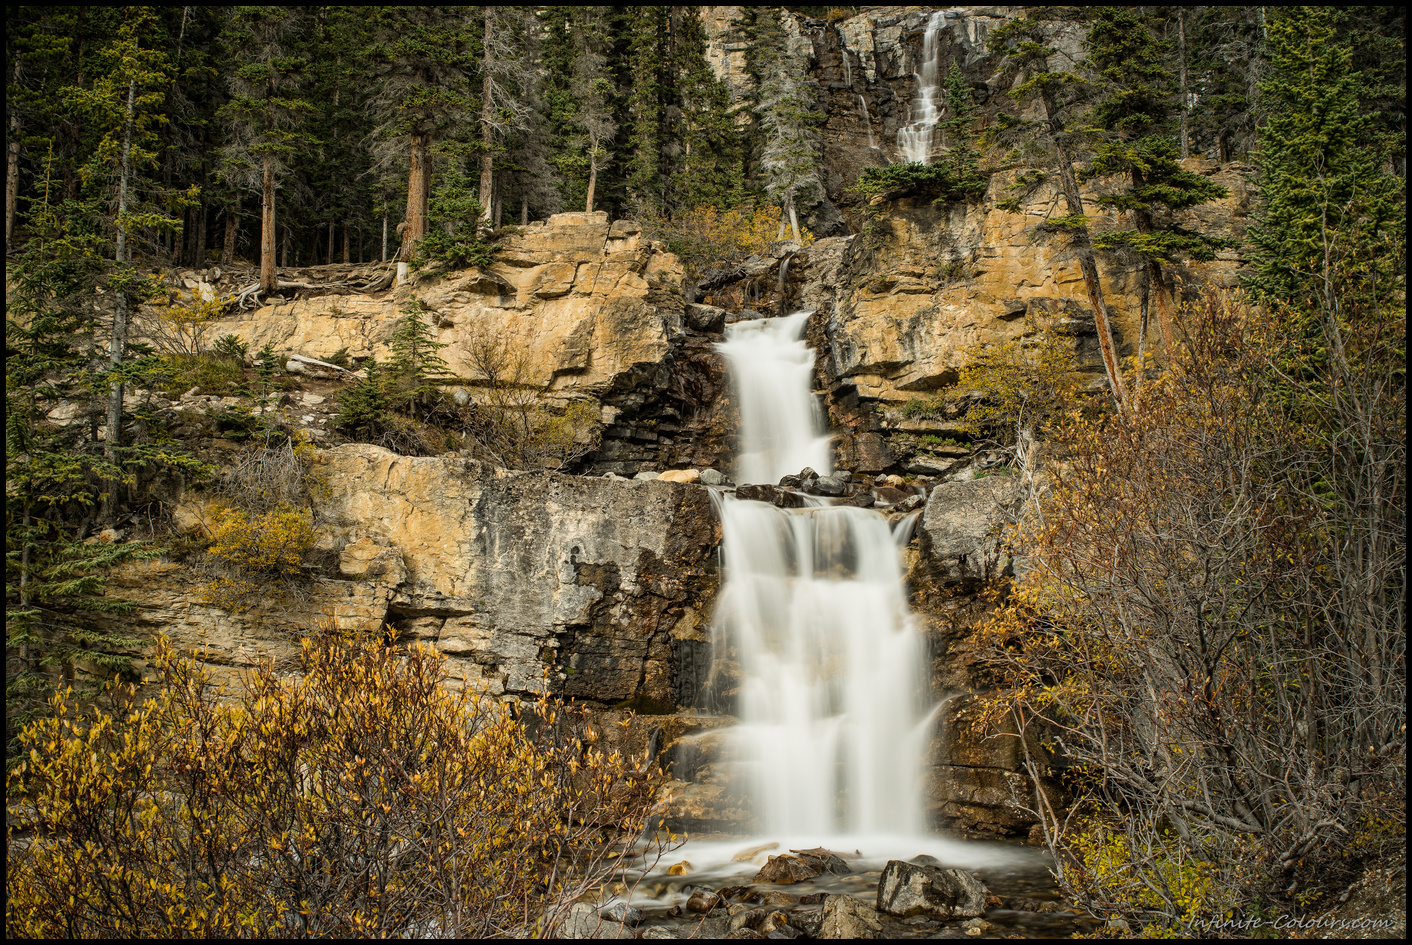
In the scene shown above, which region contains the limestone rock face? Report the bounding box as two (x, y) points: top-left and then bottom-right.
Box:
(117, 444), (719, 706)
(212, 213), (684, 400)
(315, 445), (719, 702)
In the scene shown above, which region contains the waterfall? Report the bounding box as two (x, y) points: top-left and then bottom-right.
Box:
(712, 312), (931, 839)
(716, 312), (832, 486)
(858, 94), (879, 153)
(897, 10), (949, 164)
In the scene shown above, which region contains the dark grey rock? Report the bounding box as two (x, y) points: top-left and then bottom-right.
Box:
(811, 476), (847, 496)
(918, 476), (1019, 585)
(876, 860), (989, 919)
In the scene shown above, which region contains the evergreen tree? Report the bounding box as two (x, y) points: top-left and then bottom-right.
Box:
(369, 7), (476, 264)
(475, 6), (537, 224)
(1246, 7), (1405, 310)
(65, 8), (182, 521)
(622, 7), (670, 216)
(6, 176), (153, 759)
(569, 7), (617, 214)
(988, 10), (1127, 405)
(668, 8), (741, 212)
(747, 10), (821, 240)
(416, 162), (494, 268)
(387, 301), (451, 418)
(1080, 7), (1233, 359)
(336, 356), (391, 439)
(939, 63), (986, 196)
(219, 6), (315, 295)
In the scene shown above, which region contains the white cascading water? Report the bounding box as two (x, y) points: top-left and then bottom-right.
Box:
(712, 311), (931, 838)
(858, 94), (880, 154)
(716, 312), (833, 487)
(897, 10), (949, 164)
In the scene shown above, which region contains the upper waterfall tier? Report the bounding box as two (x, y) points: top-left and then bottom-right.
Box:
(717, 312), (833, 486)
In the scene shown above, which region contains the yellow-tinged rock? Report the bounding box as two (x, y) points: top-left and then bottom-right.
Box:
(658, 469), (701, 484)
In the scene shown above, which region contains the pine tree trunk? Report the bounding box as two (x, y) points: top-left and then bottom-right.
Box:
(5, 53), (19, 254)
(1129, 168), (1179, 356)
(343, 222), (350, 263)
(327, 220), (335, 264)
(381, 209), (388, 262)
(1177, 8), (1190, 161)
(585, 155), (598, 213)
(520, 197), (528, 225)
(106, 77), (138, 525)
(1044, 90), (1126, 406)
(788, 200), (801, 242)
(194, 199), (208, 267)
(479, 12), (496, 223)
(260, 157), (277, 295)
(221, 207), (237, 265)
(402, 133), (427, 261)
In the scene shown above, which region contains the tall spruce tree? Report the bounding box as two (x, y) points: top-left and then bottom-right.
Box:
(1246, 6), (1404, 311)
(668, 8), (741, 212)
(1080, 7), (1232, 359)
(6, 174), (153, 759)
(369, 7), (476, 265)
(622, 7), (670, 216)
(940, 63), (986, 196)
(569, 8), (617, 214)
(747, 9), (820, 240)
(988, 10), (1127, 405)
(219, 7), (314, 295)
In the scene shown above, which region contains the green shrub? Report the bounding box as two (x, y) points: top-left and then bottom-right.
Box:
(6, 630), (668, 938)
(852, 161), (986, 203)
(211, 334), (248, 363)
(156, 352), (245, 397)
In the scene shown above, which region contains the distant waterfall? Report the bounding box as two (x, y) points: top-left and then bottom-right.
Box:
(897, 11), (949, 164)
(858, 95), (879, 153)
(712, 312), (931, 838)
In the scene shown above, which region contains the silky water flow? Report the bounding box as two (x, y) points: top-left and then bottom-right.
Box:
(627, 313), (1023, 907)
(714, 312), (931, 838)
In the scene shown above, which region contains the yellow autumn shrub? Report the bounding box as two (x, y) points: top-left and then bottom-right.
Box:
(201, 503), (315, 610)
(6, 629), (666, 938)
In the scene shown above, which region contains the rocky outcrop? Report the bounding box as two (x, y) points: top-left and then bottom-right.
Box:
(187, 213), (732, 477)
(132, 444), (720, 704)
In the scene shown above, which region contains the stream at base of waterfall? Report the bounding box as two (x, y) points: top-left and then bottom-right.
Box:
(625, 313), (1032, 910)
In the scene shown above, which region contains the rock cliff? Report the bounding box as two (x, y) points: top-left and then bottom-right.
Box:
(111, 5), (1261, 844)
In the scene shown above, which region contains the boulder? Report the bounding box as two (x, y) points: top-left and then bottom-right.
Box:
(554, 902), (634, 939)
(810, 475), (847, 497)
(686, 891), (722, 914)
(918, 476), (1019, 585)
(875, 486), (908, 505)
(700, 468), (727, 486)
(753, 853), (823, 885)
(818, 895), (881, 939)
(658, 468), (701, 484)
(686, 303), (728, 333)
(599, 900), (644, 927)
(789, 847), (851, 875)
(735, 483), (805, 508)
(875, 860), (988, 919)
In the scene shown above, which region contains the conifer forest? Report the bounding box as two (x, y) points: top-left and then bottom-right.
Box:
(5, 5), (1406, 939)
